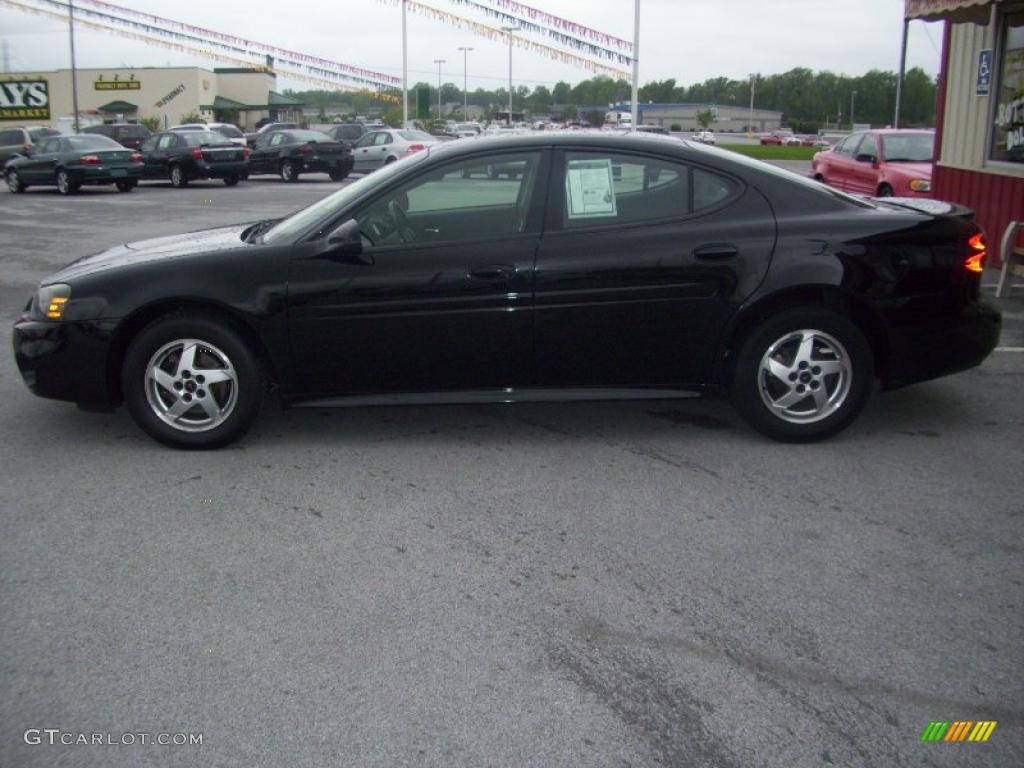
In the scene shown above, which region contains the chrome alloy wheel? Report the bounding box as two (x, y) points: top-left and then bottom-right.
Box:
(7, 171), (20, 192)
(56, 170), (70, 194)
(757, 329), (852, 425)
(145, 339), (238, 432)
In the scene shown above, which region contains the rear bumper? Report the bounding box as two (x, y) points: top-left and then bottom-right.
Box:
(884, 299), (1001, 389)
(298, 156), (354, 174)
(12, 318), (117, 408)
(191, 160), (248, 180)
(66, 165), (144, 184)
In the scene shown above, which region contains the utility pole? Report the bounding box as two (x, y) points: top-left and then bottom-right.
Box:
(501, 27), (519, 126)
(630, 0), (640, 132)
(402, 0), (408, 128)
(850, 90), (857, 130)
(894, 18), (909, 128)
(748, 73), (757, 135)
(433, 59), (445, 121)
(69, 0), (80, 133)
(458, 46), (472, 119)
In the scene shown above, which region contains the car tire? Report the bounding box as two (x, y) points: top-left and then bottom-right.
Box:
(329, 169), (348, 181)
(877, 183), (893, 197)
(6, 170), (26, 193)
(384, 156), (397, 165)
(121, 313), (263, 449)
(813, 174), (826, 183)
(223, 175), (240, 186)
(115, 180), (137, 192)
(280, 160), (298, 182)
(169, 164), (188, 188)
(56, 169), (79, 195)
(732, 308), (873, 443)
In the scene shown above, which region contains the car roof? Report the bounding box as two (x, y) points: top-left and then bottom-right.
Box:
(862, 128), (935, 135)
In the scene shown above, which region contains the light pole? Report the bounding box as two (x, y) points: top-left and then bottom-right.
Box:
(748, 73), (757, 136)
(458, 46), (473, 119)
(68, 0), (80, 133)
(630, 0), (640, 132)
(401, 0), (408, 128)
(433, 58), (446, 121)
(894, 18), (909, 127)
(501, 26), (520, 126)
(850, 90), (857, 130)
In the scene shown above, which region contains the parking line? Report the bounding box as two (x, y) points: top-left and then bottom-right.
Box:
(994, 347), (1024, 352)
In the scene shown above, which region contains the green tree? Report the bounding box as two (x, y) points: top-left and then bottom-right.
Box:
(696, 109), (716, 130)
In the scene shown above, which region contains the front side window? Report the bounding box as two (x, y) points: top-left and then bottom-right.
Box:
(560, 152), (688, 228)
(836, 134), (861, 156)
(41, 138), (61, 153)
(269, 133), (286, 146)
(354, 132), (377, 148)
(357, 152), (542, 247)
(991, 10), (1024, 164)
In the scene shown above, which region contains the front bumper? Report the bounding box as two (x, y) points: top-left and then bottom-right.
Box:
(12, 318), (117, 408)
(884, 299), (1001, 389)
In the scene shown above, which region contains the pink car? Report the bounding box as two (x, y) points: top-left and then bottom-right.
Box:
(810, 129), (934, 197)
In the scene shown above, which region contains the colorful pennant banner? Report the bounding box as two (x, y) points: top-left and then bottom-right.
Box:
(482, 0), (632, 52)
(383, 0), (630, 78)
(446, 0), (632, 65)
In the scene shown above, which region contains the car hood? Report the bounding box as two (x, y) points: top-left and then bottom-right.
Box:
(885, 161), (932, 178)
(45, 223), (253, 284)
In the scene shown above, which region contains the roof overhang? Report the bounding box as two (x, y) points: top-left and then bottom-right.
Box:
(97, 100), (137, 112)
(904, 0), (1002, 23)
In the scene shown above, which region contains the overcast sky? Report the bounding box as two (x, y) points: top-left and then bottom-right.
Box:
(0, 0), (943, 91)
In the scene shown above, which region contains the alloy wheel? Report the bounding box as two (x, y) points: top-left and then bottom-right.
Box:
(7, 171), (21, 192)
(144, 339), (239, 433)
(170, 166), (185, 187)
(57, 171), (70, 194)
(757, 329), (852, 425)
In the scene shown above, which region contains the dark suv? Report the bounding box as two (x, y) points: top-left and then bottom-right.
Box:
(80, 123), (152, 150)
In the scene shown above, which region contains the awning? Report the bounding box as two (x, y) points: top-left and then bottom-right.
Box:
(209, 95), (247, 110)
(97, 100), (137, 112)
(905, 0), (1002, 23)
(267, 91), (304, 107)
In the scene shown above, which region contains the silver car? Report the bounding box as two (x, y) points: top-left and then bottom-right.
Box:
(351, 129), (440, 172)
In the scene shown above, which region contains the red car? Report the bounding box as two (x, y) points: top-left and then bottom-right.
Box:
(810, 129), (934, 197)
(760, 131), (796, 146)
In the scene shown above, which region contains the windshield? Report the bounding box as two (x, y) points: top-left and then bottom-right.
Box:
(181, 132), (234, 146)
(882, 133), (934, 162)
(29, 127), (61, 140)
(66, 135), (122, 150)
(262, 150), (430, 244)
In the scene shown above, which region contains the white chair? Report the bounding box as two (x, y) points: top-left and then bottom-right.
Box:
(996, 221), (1023, 299)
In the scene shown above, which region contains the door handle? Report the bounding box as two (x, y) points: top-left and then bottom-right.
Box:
(693, 244), (739, 260)
(469, 264), (516, 281)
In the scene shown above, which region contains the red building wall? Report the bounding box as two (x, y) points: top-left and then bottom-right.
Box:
(933, 166), (1024, 260)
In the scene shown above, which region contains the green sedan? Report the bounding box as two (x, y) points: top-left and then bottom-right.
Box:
(5, 134), (145, 195)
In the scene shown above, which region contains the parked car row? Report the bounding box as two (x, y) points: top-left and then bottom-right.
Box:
(4, 128), (356, 194)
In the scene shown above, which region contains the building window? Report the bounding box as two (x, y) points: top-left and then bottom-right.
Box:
(991, 10), (1024, 164)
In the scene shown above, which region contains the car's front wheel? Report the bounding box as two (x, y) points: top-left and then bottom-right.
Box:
(732, 309), (873, 442)
(877, 183), (894, 197)
(223, 175), (240, 186)
(6, 170), (26, 193)
(122, 314), (263, 449)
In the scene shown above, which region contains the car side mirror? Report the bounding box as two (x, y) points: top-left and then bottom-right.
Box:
(319, 219), (371, 264)
(855, 153), (876, 164)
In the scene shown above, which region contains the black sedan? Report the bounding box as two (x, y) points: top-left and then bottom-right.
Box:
(5, 134), (144, 194)
(13, 134), (1000, 448)
(139, 130), (249, 187)
(248, 129), (353, 182)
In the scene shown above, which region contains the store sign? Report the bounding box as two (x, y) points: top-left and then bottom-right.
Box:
(0, 79), (50, 121)
(977, 49), (993, 95)
(96, 80), (141, 91)
(154, 83), (186, 108)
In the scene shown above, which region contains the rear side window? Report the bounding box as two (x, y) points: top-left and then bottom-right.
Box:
(334, 125), (363, 140)
(693, 168), (737, 211)
(857, 134), (879, 160)
(117, 125), (150, 138)
(157, 134), (177, 150)
(561, 152), (688, 228)
(41, 138), (61, 153)
(0, 129), (25, 144)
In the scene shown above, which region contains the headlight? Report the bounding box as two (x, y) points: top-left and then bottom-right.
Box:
(909, 179), (931, 192)
(36, 284), (71, 320)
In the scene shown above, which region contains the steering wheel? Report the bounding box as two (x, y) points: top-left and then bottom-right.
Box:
(387, 199), (418, 243)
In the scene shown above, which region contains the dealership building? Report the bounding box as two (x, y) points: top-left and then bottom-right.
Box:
(604, 102), (785, 132)
(908, 0), (1023, 264)
(0, 66), (304, 131)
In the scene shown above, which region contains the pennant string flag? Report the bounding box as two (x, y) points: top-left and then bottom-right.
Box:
(481, 0), (633, 52)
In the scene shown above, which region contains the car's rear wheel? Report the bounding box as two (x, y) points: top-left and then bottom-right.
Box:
(279, 160), (298, 182)
(384, 156), (397, 165)
(115, 180), (137, 192)
(56, 169), (79, 195)
(169, 164), (188, 187)
(223, 175), (240, 186)
(329, 169), (348, 181)
(877, 183), (893, 197)
(732, 308), (873, 442)
(6, 170), (26, 193)
(122, 314), (263, 449)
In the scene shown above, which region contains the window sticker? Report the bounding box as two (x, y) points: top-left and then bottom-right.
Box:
(565, 158), (617, 219)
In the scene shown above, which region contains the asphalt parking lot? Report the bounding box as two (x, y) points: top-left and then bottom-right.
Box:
(1, 172), (1022, 768)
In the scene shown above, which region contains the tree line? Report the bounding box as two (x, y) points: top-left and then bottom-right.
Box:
(285, 66), (937, 131)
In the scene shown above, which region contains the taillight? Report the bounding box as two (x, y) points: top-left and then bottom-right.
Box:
(242, 147), (250, 159)
(191, 148), (204, 160)
(965, 232), (986, 273)
(298, 144), (314, 156)
(406, 143), (426, 154)
(78, 155), (101, 165)
(130, 152), (142, 163)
